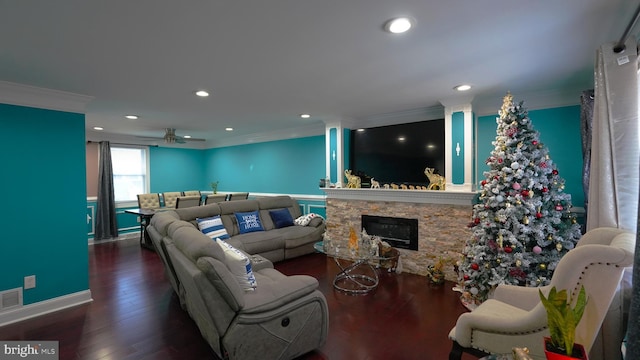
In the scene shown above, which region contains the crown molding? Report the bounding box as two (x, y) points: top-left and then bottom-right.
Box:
(208, 122), (326, 148)
(0, 81), (94, 114)
(352, 105), (445, 129)
(472, 87), (583, 116)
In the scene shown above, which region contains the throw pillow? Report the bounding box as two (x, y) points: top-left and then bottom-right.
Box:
(235, 210), (264, 234)
(294, 213), (324, 226)
(269, 208), (294, 228)
(197, 215), (230, 240)
(217, 240), (257, 291)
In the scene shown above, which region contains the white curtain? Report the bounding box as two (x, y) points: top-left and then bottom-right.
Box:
(588, 37), (639, 232)
(587, 37), (639, 360)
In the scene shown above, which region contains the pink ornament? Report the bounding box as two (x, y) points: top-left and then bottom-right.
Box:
(533, 246), (542, 254)
(555, 205), (563, 211)
(512, 183), (521, 190)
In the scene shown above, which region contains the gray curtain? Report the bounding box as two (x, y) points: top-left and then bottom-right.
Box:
(580, 89), (594, 215)
(586, 37), (638, 360)
(95, 141), (118, 240)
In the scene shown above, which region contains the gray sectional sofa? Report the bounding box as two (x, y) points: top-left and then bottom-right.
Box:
(146, 196), (328, 360)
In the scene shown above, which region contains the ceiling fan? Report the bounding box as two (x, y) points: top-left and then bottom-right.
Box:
(137, 128), (206, 144)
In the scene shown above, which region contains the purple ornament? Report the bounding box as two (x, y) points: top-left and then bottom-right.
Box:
(533, 245), (542, 254)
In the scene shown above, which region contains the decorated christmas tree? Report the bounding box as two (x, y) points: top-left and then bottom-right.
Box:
(459, 93), (582, 307)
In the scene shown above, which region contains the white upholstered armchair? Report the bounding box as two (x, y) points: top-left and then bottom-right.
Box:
(448, 227), (635, 360)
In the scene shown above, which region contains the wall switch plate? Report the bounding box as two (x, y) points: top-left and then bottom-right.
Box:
(24, 275), (36, 289)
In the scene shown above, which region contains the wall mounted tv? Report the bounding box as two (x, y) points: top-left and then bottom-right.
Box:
(349, 119), (445, 187)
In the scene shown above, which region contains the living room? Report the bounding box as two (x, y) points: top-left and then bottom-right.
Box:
(1, 2), (639, 360)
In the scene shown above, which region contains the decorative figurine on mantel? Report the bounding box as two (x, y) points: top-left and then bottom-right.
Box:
(370, 178), (380, 189)
(424, 167), (445, 190)
(344, 169), (361, 188)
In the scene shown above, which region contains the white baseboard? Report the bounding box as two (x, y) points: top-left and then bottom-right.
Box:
(0, 290), (93, 327)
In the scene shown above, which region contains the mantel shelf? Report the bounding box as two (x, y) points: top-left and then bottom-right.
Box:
(322, 188), (476, 206)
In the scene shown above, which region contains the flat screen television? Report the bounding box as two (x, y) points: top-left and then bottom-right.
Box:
(349, 119), (445, 187)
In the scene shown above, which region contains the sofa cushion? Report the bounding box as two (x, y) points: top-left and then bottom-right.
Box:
(172, 226), (226, 263)
(230, 232), (285, 255)
(235, 210), (265, 234)
(257, 195), (302, 218)
(196, 257), (245, 311)
(149, 211), (180, 237)
(176, 203), (222, 222)
(197, 215), (230, 240)
(217, 240), (257, 291)
(269, 208), (294, 229)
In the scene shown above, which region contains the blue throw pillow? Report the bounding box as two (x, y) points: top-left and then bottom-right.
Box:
(196, 215), (230, 240)
(235, 210), (265, 234)
(269, 208), (294, 228)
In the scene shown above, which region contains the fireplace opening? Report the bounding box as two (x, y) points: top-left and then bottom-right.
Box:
(361, 215), (418, 251)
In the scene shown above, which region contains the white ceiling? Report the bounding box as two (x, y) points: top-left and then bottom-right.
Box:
(1, 0), (638, 148)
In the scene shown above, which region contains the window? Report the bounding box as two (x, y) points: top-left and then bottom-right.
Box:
(111, 147), (149, 202)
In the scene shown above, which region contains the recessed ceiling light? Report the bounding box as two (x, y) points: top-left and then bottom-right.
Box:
(125, 115), (138, 120)
(225, 127), (233, 131)
(93, 126), (104, 131)
(454, 84), (472, 91)
(183, 135), (192, 139)
(356, 128), (365, 132)
(195, 90), (210, 97)
(384, 17), (412, 34)
(300, 114), (311, 118)
(398, 136), (406, 141)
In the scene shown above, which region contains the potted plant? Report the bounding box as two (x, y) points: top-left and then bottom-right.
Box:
(538, 285), (588, 360)
(426, 256), (446, 285)
(210, 181), (219, 194)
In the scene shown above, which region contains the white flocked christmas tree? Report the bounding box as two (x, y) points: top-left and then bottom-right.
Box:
(459, 92), (582, 307)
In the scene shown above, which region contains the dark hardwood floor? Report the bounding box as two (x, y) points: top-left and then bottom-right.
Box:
(0, 238), (478, 360)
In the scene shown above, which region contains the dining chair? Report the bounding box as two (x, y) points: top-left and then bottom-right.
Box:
(175, 196), (202, 208)
(205, 194), (228, 205)
(162, 191), (183, 208)
(137, 193), (161, 209)
(227, 192), (249, 201)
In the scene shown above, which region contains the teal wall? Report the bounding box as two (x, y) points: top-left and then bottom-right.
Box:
(1, 103), (89, 305)
(329, 128), (337, 183)
(451, 111), (465, 184)
(204, 135), (326, 195)
(476, 105), (584, 207)
(150, 146), (207, 192)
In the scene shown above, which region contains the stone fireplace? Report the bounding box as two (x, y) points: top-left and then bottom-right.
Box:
(323, 188), (475, 282)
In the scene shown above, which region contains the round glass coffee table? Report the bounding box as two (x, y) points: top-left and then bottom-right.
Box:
(314, 241), (398, 295)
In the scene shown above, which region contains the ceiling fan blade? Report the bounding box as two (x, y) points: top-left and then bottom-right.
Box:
(135, 136), (165, 141)
(135, 128), (206, 143)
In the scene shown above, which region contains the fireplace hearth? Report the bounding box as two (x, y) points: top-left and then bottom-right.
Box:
(361, 215), (418, 251)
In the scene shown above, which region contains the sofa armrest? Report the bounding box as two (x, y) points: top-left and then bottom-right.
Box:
(307, 217), (325, 228)
(249, 254), (274, 272)
(242, 270), (319, 314)
(492, 284), (548, 311)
